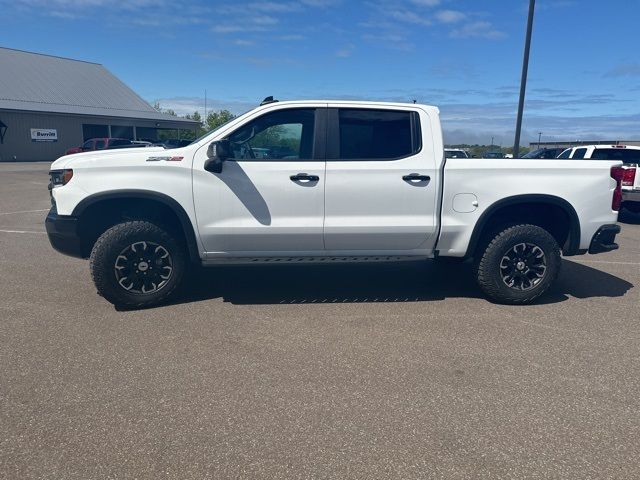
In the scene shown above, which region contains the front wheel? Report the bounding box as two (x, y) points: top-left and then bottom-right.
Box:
(475, 224), (561, 304)
(90, 221), (186, 308)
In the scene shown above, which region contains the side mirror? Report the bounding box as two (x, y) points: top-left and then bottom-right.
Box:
(204, 140), (231, 174)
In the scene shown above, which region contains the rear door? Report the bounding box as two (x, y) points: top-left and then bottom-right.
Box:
(323, 106), (438, 252)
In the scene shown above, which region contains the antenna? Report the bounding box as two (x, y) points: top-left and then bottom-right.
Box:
(260, 96), (279, 106)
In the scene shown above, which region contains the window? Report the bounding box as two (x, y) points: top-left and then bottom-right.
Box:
(110, 125), (134, 140)
(82, 124), (108, 141)
(557, 149), (571, 159)
(541, 149), (561, 158)
(338, 109), (418, 160)
(95, 140), (106, 150)
(82, 140), (94, 150)
(110, 139), (131, 147)
(571, 148), (587, 159)
(228, 108), (316, 160)
(591, 148), (640, 162)
(446, 150), (468, 158)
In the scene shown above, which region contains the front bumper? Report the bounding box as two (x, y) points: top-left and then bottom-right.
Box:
(588, 224), (621, 254)
(45, 208), (84, 258)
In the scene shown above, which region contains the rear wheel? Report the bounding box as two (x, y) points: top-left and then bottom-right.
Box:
(90, 221), (186, 308)
(475, 224), (561, 304)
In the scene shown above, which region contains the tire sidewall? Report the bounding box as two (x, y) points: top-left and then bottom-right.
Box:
(477, 225), (561, 304)
(90, 221), (186, 308)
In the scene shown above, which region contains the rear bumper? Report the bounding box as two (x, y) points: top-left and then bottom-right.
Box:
(45, 208), (84, 258)
(588, 224), (621, 254)
(622, 189), (640, 203)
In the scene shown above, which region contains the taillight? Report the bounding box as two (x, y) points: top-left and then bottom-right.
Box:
(610, 166), (624, 211)
(621, 167), (636, 187)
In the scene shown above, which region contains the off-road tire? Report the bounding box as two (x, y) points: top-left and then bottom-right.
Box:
(475, 224), (561, 305)
(90, 221), (186, 308)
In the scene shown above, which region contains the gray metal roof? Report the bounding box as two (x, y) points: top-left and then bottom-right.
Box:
(0, 47), (197, 124)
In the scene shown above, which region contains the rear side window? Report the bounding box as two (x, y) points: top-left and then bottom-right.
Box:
(338, 109), (420, 160)
(591, 148), (640, 162)
(571, 148), (587, 159)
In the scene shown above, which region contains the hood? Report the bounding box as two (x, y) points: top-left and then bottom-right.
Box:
(50, 146), (168, 170)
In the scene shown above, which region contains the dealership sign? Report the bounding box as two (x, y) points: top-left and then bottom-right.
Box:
(31, 128), (58, 142)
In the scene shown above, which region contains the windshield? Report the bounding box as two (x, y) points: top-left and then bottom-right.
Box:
(557, 149), (572, 159)
(522, 149), (543, 158)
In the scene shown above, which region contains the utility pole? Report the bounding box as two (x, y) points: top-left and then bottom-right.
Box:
(204, 89), (207, 121)
(491, 136), (494, 147)
(538, 131), (542, 147)
(513, 0), (536, 159)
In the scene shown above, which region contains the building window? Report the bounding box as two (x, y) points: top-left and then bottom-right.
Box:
(110, 126), (134, 140)
(83, 124), (108, 141)
(0, 119), (7, 144)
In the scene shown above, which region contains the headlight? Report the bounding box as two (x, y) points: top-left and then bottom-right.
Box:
(49, 169), (73, 187)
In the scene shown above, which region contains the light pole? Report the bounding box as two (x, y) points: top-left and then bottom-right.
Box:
(491, 136), (494, 147)
(538, 131), (542, 147)
(513, 0), (536, 158)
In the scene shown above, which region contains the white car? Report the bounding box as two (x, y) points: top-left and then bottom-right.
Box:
(46, 99), (623, 308)
(558, 145), (639, 212)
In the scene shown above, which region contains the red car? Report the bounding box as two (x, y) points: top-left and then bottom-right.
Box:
(65, 138), (133, 155)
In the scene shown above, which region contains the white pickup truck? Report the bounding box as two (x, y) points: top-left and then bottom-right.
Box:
(558, 144), (640, 213)
(46, 99), (623, 308)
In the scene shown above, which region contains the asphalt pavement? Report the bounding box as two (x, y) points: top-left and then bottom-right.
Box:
(1, 162), (639, 479)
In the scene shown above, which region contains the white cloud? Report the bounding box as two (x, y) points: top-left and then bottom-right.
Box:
(252, 15), (279, 25)
(278, 34), (305, 40)
(336, 44), (355, 57)
(152, 96), (255, 117)
(248, 1), (301, 13)
(450, 21), (506, 40)
(604, 63), (640, 78)
(233, 39), (255, 46)
(410, 0), (440, 6)
(387, 9), (432, 26)
(435, 9), (465, 24)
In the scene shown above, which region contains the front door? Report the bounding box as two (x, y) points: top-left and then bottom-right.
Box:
(193, 106), (326, 255)
(323, 106), (438, 252)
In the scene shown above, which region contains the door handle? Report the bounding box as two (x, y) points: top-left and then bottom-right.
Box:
(290, 173), (319, 182)
(402, 173), (430, 183)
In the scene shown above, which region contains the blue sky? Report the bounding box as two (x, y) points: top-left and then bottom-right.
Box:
(1, 0), (639, 145)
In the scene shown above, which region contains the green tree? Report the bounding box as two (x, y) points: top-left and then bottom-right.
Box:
(206, 110), (235, 131)
(185, 111), (205, 137)
(152, 101), (177, 117)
